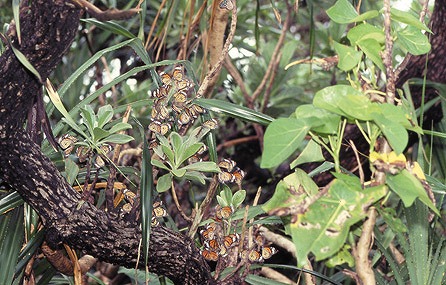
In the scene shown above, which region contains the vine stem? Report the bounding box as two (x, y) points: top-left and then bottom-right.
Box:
(353, 207), (377, 285)
(383, 0), (395, 103)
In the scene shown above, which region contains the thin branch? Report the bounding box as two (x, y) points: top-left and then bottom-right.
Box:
(352, 207), (377, 285)
(171, 181), (193, 222)
(250, 5), (291, 105)
(71, 0), (140, 21)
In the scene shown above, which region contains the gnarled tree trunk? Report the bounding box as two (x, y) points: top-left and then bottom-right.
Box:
(0, 0), (214, 284)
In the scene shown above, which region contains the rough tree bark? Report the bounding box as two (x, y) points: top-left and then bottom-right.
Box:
(0, 0), (214, 284)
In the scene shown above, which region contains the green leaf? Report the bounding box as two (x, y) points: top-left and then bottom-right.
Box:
(338, 94), (377, 121)
(195, 98), (274, 126)
(294, 104), (341, 134)
(81, 19), (137, 38)
(108, 122), (132, 134)
(182, 161), (220, 173)
(183, 171), (207, 184)
(133, 117), (153, 268)
(372, 114), (408, 154)
(290, 139), (324, 168)
(216, 195), (227, 207)
(97, 105), (114, 128)
(64, 158), (79, 185)
(386, 170), (439, 216)
(92, 127), (111, 142)
(333, 41), (363, 71)
(326, 0), (378, 24)
(0, 192), (23, 215)
(261, 118), (311, 168)
(397, 26), (431, 56)
(100, 134), (134, 144)
(151, 157), (170, 171)
(161, 145), (175, 164)
(156, 173), (173, 193)
(347, 23), (385, 45)
(356, 38), (385, 71)
(232, 190), (246, 208)
(80, 105), (96, 133)
(0, 207), (24, 285)
(376, 104), (422, 133)
(176, 143), (204, 167)
(325, 245), (354, 267)
(9, 43), (42, 82)
(263, 169), (318, 213)
(171, 168), (187, 178)
(390, 8), (432, 33)
(12, 0), (20, 44)
(313, 85), (365, 119)
(291, 180), (387, 265)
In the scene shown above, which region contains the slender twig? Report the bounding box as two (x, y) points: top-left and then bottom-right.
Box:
(382, 0), (395, 103)
(216, 135), (258, 152)
(261, 54), (281, 113)
(250, 4), (291, 105)
(171, 181), (192, 222)
(197, 1), (237, 98)
(349, 139), (365, 185)
(71, 0), (141, 21)
(187, 175), (219, 238)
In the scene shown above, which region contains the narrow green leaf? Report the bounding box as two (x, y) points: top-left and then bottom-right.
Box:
(12, 0), (20, 43)
(195, 98), (274, 126)
(81, 19), (137, 38)
(80, 105), (96, 132)
(133, 117), (153, 269)
(261, 118), (311, 168)
(0, 207), (24, 285)
(0, 192), (23, 215)
(100, 134), (134, 144)
(9, 42), (42, 82)
(161, 145), (175, 165)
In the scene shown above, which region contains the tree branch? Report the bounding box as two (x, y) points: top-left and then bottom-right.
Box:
(0, 1), (214, 283)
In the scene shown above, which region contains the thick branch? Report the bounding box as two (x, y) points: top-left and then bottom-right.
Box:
(0, 1), (214, 283)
